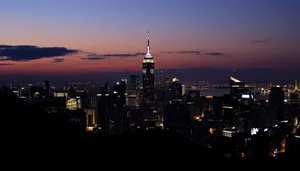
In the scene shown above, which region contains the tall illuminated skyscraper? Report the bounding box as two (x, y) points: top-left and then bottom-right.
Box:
(142, 31), (156, 127)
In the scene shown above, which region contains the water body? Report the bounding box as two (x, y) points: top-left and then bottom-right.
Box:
(199, 89), (230, 97)
(188, 88), (263, 97)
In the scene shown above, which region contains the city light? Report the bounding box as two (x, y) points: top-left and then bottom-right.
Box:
(209, 128), (216, 134)
(172, 77), (179, 82)
(86, 126), (94, 132)
(251, 128), (259, 135)
(1, 6), (299, 158)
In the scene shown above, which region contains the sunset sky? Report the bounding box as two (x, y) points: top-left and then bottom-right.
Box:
(0, 0), (299, 83)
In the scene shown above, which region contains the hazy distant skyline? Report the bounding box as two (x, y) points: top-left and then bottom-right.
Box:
(0, 0), (300, 82)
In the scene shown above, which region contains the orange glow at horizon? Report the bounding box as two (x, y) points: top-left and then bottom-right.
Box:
(1, 38), (300, 75)
(0, 51), (233, 75)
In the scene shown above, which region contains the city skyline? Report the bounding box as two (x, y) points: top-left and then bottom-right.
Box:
(0, 0), (300, 82)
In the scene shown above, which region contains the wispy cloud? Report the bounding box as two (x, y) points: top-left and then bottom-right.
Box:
(81, 57), (106, 60)
(81, 52), (146, 60)
(50, 58), (64, 63)
(176, 51), (201, 55)
(0, 45), (78, 61)
(161, 51), (225, 56)
(102, 52), (145, 57)
(161, 51), (201, 55)
(251, 38), (272, 44)
(160, 52), (174, 54)
(205, 52), (224, 56)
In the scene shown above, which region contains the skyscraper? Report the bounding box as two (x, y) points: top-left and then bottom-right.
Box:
(171, 77), (182, 100)
(44, 80), (50, 100)
(268, 87), (284, 125)
(96, 81), (128, 135)
(142, 31), (156, 127)
(96, 84), (110, 134)
(127, 75), (140, 91)
(127, 75), (140, 107)
(111, 81), (128, 134)
(229, 76), (245, 97)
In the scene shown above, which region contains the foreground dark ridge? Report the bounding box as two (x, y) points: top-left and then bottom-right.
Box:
(0, 86), (198, 145)
(0, 87), (291, 160)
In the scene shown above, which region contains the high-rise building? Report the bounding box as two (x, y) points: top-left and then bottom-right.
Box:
(164, 99), (190, 135)
(268, 87), (284, 125)
(77, 89), (96, 110)
(142, 31), (156, 127)
(85, 109), (96, 130)
(229, 76), (245, 97)
(159, 70), (163, 89)
(127, 75), (139, 91)
(294, 80), (298, 90)
(96, 84), (110, 134)
(127, 75), (140, 107)
(182, 85), (185, 96)
(44, 80), (50, 99)
(228, 76), (254, 130)
(186, 90), (201, 119)
(171, 77), (182, 99)
(142, 31), (155, 105)
(96, 81), (128, 135)
(289, 92), (300, 120)
(111, 81), (128, 134)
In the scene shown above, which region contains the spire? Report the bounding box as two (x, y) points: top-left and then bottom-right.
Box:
(148, 30), (150, 46)
(144, 30), (153, 59)
(147, 30), (150, 54)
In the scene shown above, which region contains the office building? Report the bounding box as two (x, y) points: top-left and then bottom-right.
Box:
(171, 77), (182, 100)
(127, 75), (140, 107)
(164, 99), (190, 135)
(229, 76), (245, 97)
(44, 80), (50, 99)
(111, 81), (128, 134)
(142, 31), (156, 127)
(268, 87), (284, 125)
(96, 84), (110, 134)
